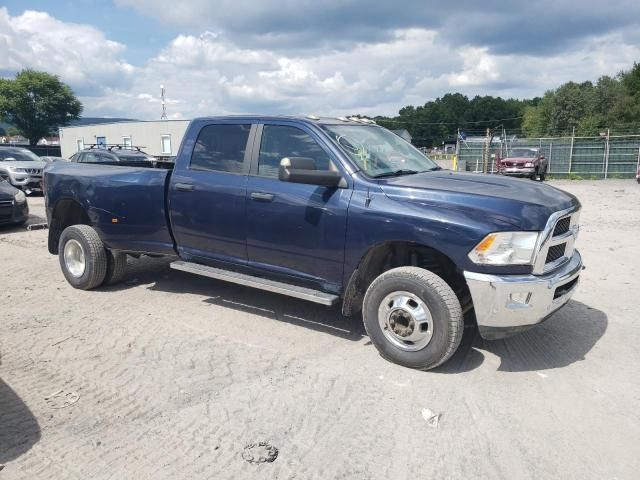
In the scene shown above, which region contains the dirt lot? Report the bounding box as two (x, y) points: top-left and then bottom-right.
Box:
(1, 180), (639, 479)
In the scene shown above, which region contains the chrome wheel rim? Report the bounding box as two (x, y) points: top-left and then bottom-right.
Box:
(378, 291), (433, 351)
(63, 239), (86, 278)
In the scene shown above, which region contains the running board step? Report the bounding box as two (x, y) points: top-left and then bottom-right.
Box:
(170, 260), (340, 306)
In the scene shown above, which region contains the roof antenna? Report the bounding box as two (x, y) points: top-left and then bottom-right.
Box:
(160, 84), (167, 120)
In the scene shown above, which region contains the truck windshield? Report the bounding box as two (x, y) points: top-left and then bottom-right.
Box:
(0, 149), (40, 161)
(508, 149), (537, 158)
(321, 125), (438, 177)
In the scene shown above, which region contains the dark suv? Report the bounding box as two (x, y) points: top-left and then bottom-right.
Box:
(498, 148), (548, 181)
(70, 146), (157, 167)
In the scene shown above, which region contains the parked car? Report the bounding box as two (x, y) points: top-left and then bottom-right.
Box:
(0, 147), (46, 193)
(70, 146), (158, 167)
(44, 116), (582, 370)
(498, 147), (548, 181)
(41, 156), (68, 163)
(0, 177), (29, 226)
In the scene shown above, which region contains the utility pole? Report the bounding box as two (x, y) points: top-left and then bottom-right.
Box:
(482, 128), (490, 174)
(454, 128), (460, 171)
(160, 84), (168, 120)
(568, 126), (575, 175)
(603, 128), (610, 179)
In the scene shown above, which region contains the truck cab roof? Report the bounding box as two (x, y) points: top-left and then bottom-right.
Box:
(191, 115), (379, 127)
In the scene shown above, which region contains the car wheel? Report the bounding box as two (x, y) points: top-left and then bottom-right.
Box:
(539, 168), (546, 181)
(103, 250), (128, 286)
(362, 266), (464, 370)
(530, 169), (538, 180)
(58, 225), (107, 290)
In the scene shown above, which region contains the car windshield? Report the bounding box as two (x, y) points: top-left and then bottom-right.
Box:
(321, 125), (439, 177)
(0, 149), (40, 161)
(507, 149), (537, 158)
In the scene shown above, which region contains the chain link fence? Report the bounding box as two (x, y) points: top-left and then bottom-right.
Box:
(456, 134), (640, 179)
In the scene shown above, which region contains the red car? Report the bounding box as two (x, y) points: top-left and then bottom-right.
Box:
(498, 147), (548, 181)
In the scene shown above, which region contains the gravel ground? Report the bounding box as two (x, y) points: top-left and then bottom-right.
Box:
(1, 180), (639, 480)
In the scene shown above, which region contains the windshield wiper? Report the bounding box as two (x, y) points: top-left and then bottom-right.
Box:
(372, 169), (420, 178)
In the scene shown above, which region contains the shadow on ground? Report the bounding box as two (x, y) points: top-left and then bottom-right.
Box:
(437, 300), (607, 373)
(98, 256), (607, 368)
(101, 255), (365, 342)
(0, 378), (41, 463)
(0, 213), (47, 235)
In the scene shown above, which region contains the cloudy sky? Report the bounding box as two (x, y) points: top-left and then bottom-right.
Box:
(1, 1), (640, 120)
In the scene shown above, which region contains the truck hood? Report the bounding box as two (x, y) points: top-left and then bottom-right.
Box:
(0, 160), (46, 170)
(378, 170), (579, 230)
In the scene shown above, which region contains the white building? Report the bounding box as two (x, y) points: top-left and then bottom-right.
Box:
(59, 120), (190, 159)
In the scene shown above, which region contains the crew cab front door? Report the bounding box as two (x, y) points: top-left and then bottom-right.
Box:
(246, 123), (352, 291)
(169, 121), (254, 266)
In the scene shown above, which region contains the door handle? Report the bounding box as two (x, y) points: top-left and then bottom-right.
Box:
(175, 183), (194, 192)
(250, 192), (275, 201)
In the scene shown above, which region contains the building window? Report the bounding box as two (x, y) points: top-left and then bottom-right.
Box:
(161, 134), (171, 154)
(76, 138), (84, 152)
(122, 136), (132, 148)
(96, 136), (106, 148)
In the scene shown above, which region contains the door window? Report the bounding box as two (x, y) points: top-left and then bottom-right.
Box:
(258, 125), (332, 179)
(190, 124), (251, 173)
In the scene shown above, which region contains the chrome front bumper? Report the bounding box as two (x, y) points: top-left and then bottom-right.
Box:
(464, 250), (583, 339)
(501, 167), (535, 175)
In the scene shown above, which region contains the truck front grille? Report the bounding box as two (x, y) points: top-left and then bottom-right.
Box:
(533, 208), (580, 274)
(553, 217), (571, 236)
(546, 243), (566, 263)
(25, 168), (42, 175)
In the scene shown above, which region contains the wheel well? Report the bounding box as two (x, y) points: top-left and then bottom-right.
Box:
(48, 199), (91, 254)
(342, 241), (471, 317)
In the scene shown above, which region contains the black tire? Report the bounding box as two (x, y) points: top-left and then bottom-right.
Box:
(530, 169), (538, 181)
(103, 250), (128, 286)
(362, 266), (463, 370)
(58, 225), (107, 290)
(539, 167), (546, 181)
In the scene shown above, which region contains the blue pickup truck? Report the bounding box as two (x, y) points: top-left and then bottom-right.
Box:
(44, 116), (582, 370)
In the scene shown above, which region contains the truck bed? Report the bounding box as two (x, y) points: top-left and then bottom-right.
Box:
(45, 162), (176, 256)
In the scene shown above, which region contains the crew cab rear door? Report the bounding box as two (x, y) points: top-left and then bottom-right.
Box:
(169, 120), (256, 265)
(245, 122), (352, 291)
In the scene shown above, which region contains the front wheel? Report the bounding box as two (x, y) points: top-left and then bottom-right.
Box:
(362, 267), (463, 370)
(539, 167), (547, 181)
(58, 225), (107, 290)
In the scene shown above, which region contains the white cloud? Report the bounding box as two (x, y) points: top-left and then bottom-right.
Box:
(1, 7), (640, 120)
(0, 8), (135, 96)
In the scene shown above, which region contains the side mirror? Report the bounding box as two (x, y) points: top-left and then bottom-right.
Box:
(279, 157), (344, 187)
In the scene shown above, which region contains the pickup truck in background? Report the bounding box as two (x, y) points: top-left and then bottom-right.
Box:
(44, 116), (582, 370)
(498, 147), (548, 181)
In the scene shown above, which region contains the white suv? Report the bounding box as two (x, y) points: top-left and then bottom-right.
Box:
(0, 147), (47, 193)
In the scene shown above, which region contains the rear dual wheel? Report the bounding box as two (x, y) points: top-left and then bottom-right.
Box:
(58, 225), (127, 289)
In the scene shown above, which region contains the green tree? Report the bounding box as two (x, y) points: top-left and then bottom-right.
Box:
(0, 70), (82, 145)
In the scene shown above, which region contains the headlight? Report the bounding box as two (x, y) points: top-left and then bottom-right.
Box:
(524, 162), (534, 167)
(14, 190), (26, 204)
(468, 232), (539, 265)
